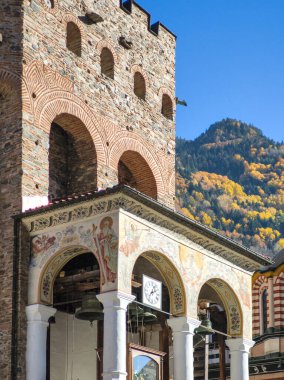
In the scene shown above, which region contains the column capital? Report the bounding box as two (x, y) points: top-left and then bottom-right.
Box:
(167, 316), (201, 334)
(226, 338), (255, 353)
(97, 291), (135, 311)
(26, 304), (56, 323)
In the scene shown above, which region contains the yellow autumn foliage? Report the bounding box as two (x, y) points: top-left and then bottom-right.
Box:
(221, 217), (232, 226)
(258, 227), (281, 240)
(201, 212), (213, 227)
(181, 208), (195, 220)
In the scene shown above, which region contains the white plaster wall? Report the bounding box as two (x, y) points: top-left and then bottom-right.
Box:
(50, 311), (98, 380)
(118, 211), (253, 339)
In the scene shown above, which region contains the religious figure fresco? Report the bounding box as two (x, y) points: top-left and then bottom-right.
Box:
(120, 221), (140, 256)
(93, 216), (118, 284)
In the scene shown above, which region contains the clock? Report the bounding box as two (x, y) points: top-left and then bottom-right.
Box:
(142, 275), (162, 310)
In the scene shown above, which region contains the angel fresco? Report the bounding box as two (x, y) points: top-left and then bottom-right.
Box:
(93, 216), (118, 284)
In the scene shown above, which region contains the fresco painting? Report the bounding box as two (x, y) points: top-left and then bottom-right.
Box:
(30, 213), (119, 304)
(29, 209), (252, 337)
(118, 212), (252, 337)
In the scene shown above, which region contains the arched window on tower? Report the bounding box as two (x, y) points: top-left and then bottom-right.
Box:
(134, 72), (146, 100)
(100, 48), (114, 79)
(161, 94), (173, 120)
(118, 151), (157, 199)
(66, 22), (81, 57)
(49, 114), (97, 200)
(261, 288), (268, 334)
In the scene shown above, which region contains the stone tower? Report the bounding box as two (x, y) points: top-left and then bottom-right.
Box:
(0, 1), (176, 377)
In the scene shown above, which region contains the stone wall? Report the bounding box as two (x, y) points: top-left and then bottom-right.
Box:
(0, 1), (23, 379)
(21, 0), (177, 206)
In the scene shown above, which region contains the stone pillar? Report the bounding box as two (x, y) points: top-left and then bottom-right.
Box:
(97, 291), (135, 380)
(167, 317), (201, 380)
(268, 277), (275, 331)
(226, 338), (255, 380)
(26, 304), (56, 380)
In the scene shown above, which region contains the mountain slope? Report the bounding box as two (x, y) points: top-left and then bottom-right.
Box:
(176, 119), (284, 257)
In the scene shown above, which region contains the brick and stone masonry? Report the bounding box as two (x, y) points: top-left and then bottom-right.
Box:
(0, 0), (177, 378)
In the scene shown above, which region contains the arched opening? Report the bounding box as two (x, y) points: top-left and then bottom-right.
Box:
(100, 47), (114, 79)
(118, 151), (157, 199)
(48, 113), (97, 200)
(127, 251), (186, 379)
(66, 22), (82, 57)
(260, 288), (268, 334)
(49, 252), (103, 380)
(129, 255), (171, 380)
(195, 279), (242, 380)
(134, 72), (146, 100)
(161, 94), (173, 120)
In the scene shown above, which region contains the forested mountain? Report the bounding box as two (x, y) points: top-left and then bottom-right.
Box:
(176, 119), (284, 258)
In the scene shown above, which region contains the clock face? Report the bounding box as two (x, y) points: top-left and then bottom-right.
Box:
(142, 275), (162, 310)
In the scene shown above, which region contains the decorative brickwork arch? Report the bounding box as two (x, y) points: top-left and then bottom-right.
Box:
(275, 271), (284, 329)
(24, 60), (74, 98)
(63, 14), (85, 56)
(35, 91), (107, 166)
(130, 251), (187, 316)
(131, 65), (149, 99)
(252, 274), (268, 335)
(109, 137), (166, 198)
(118, 150), (157, 199)
(96, 39), (119, 65)
(159, 87), (175, 120)
(37, 246), (102, 305)
(66, 22), (82, 56)
(198, 278), (243, 337)
(158, 87), (175, 104)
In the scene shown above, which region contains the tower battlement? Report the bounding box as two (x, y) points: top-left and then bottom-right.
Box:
(119, 0), (176, 40)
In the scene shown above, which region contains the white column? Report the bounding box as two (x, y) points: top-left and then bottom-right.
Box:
(226, 338), (255, 380)
(268, 277), (275, 331)
(97, 291), (135, 380)
(167, 316), (201, 380)
(26, 304), (56, 380)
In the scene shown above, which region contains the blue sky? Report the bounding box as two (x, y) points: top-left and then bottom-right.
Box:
(138, 0), (284, 142)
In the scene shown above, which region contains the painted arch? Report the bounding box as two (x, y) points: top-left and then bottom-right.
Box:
(198, 278), (243, 337)
(128, 250), (187, 317)
(38, 245), (102, 305)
